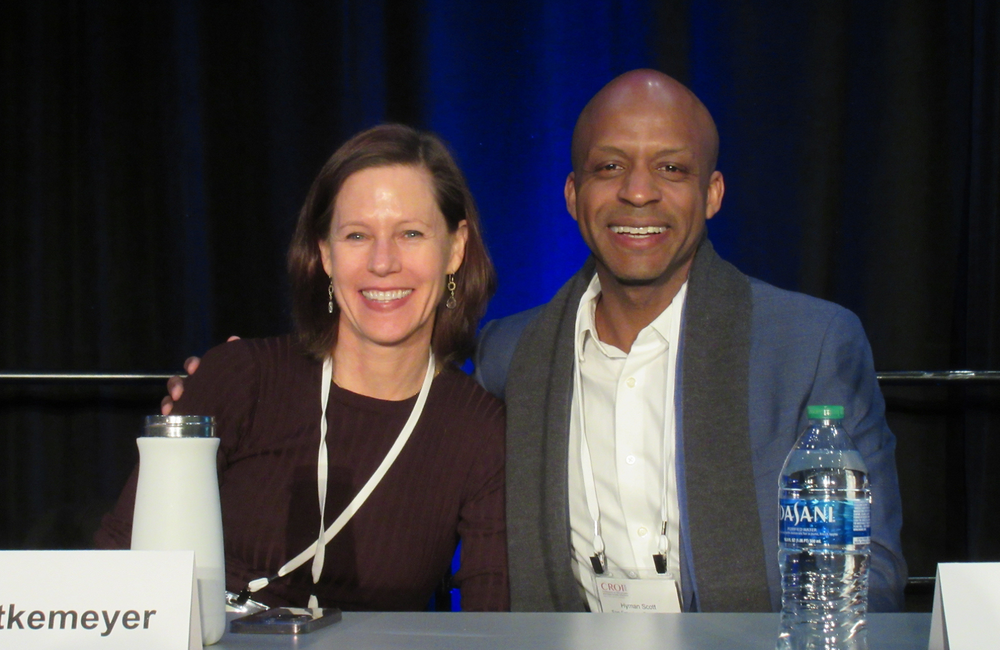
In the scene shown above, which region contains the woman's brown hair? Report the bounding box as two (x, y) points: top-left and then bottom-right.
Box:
(288, 124), (496, 365)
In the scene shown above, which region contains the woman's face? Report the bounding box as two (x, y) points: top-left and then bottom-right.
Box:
(318, 165), (468, 355)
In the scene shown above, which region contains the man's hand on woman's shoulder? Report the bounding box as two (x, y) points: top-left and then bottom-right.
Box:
(159, 336), (241, 414)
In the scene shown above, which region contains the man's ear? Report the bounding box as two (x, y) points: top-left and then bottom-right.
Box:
(705, 171), (724, 221)
(565, 172), (578, 222)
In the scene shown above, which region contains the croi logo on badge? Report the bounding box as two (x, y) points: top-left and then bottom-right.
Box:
(779, 501), (835, 526)
(599, 581), (628, 596)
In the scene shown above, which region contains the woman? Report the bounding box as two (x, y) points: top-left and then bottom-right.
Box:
(95, 124), (508, 612)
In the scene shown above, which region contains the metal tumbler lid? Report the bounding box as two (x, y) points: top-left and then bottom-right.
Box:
(143, 415), (216, 438)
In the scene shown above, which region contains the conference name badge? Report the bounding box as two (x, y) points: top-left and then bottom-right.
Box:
(596, 574), (681, 614)
(0, 550), (203, 650)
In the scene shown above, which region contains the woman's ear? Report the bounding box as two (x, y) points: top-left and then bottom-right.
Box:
(318, 238), (334, 277)
(447, 221), (469, 274)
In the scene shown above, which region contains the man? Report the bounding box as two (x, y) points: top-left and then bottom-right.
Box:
(472, 69), (905, 613)
(165, 69), (906, 613)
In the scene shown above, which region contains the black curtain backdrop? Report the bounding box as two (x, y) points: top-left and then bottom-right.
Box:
(2, 0), (998, 605)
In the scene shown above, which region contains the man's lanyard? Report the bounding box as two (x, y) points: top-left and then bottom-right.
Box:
(573, 314), (671, 578)
(239, 351), (435, 607)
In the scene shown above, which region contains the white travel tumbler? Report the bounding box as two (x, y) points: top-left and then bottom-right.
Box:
(131, 415), (226, 645)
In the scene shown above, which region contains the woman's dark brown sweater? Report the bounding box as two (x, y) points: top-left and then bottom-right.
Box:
(95, 336), (509, 611)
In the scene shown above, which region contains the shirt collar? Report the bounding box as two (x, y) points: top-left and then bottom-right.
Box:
(574, 273), (688, 362)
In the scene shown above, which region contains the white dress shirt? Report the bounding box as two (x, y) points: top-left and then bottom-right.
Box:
(568, 274), (687, 611)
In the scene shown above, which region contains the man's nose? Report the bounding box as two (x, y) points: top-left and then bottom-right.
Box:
(368, 237), (402, 275)
(618, 167), (662, 206)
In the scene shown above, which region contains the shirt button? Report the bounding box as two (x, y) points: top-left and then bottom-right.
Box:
(638, 527), (648, 537)
(626, 377), (636, 388)
(626, 455), (636, 465)
(627, 570), (638, 579)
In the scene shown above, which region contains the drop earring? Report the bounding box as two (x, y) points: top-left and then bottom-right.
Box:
(328, 278), (334, 314)
(445, 274), (457, 310)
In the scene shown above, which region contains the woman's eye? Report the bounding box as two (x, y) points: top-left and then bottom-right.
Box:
(403, 230), (423, 239)
(345, 232), (365, 241)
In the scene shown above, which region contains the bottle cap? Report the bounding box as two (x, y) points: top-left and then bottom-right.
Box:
(807, 405), (844, 420)
(142, 415), (216, 438)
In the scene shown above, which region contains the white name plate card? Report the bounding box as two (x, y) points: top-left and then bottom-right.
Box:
(0, 550), (202, 650)
(929, 562), (1000, 650)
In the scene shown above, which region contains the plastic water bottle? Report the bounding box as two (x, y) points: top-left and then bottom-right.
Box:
(131, 415), (227, 645)
(777, 405), (871, 650)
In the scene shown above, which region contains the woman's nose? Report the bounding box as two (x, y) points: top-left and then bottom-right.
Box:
(368, 237), (402, 275)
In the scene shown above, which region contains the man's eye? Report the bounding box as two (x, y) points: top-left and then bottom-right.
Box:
(661, 164), (687, 175)
(596, 163), (622, 173)
(403, 230), (423, 239)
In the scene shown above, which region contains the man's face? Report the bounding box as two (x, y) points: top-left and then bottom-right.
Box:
(566, 92), (723, 291)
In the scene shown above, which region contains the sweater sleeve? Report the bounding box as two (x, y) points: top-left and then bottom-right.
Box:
(452, 396), (510, 611)
(92, 339), (260, 549)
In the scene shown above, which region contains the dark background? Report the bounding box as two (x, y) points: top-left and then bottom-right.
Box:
(1, 0), (998, 609)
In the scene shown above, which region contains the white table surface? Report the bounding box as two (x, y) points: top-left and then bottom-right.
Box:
(214, 611), (931, 649)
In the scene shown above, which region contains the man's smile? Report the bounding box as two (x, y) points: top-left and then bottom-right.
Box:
(609, 225), (668, 237)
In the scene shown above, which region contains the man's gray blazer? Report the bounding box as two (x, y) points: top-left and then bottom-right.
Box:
(475, 240), (907, 613)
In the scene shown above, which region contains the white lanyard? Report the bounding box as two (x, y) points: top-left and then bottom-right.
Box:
(242, 350), (435, 605)
(574, 316), (672, 577)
